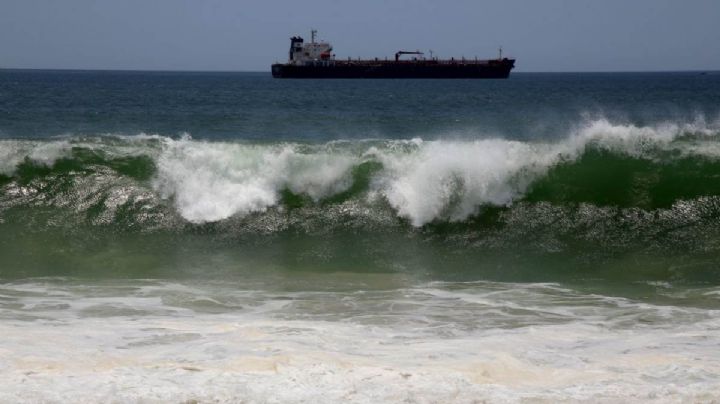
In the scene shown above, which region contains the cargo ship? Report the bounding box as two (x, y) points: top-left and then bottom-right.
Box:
(271, 30), (515, 79)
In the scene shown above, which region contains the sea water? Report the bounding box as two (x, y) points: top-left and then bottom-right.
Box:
(1, 70), (720, 402)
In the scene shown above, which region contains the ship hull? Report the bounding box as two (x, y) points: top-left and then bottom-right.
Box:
(272, 59), (515, 79)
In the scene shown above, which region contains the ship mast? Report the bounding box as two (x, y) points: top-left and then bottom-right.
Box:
(311, 29), (317, 44)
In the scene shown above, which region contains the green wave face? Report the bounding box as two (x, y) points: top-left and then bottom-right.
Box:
(2, 123), (720, 286)
(526, 148), (720, 209)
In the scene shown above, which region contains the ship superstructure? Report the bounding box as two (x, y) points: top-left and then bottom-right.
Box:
(288, 30), (333, 65)
(272, 30), (515, 79)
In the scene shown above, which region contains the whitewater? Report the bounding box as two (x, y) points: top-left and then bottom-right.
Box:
(3, 280), (720, 403)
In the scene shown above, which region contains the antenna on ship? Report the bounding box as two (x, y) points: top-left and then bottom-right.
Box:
(498, 46), (503, 60)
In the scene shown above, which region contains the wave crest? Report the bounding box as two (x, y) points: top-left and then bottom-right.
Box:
(153, 137), (359, 223)
(1, 117), (719, 226)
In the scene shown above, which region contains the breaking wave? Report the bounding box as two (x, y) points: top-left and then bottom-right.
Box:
(1, 118), (720, 228)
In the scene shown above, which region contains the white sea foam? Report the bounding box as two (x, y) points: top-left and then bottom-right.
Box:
(1, 280), (719, 403)
(152, 137), (358, 223)
(372, 139), (559, 226)
(0, 140), (72, 175)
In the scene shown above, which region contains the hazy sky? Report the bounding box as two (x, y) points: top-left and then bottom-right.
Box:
(1, 0), (718, 72)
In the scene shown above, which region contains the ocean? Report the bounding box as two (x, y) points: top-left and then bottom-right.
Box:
(1, 69), (720, 402)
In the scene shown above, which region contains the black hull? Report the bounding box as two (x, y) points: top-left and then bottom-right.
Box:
(272, 59), (515, 79)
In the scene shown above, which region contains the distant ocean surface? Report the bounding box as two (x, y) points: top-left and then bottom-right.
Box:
(2, 69), (720, 402)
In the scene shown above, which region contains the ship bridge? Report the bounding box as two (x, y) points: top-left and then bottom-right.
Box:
(289, 30), (333, 65)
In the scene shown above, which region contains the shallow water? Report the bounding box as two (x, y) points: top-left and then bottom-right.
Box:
(2, 279), (719, 402)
